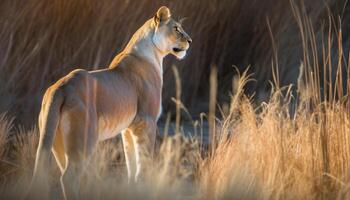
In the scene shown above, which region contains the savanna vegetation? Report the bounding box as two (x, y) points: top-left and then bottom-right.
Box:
(0, 0), (350, 199)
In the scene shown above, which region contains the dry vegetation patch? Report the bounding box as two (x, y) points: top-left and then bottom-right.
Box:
(0, 0), (350, 199)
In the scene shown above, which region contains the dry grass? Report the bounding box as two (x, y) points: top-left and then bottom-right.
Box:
(0, 0), (350, 199)
(1, 66), (350, 199)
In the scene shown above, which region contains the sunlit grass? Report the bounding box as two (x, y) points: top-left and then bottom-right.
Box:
(0, 0), (350, 199)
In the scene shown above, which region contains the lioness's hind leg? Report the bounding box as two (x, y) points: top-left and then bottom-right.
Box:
(61, 156), (82, 200)
(60, 143), (95, 200)
(59, 109), (98, 200)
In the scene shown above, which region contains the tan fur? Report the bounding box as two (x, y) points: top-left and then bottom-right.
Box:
(29, 6), (191, 200)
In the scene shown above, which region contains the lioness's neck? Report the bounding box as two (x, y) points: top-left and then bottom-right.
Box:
(109, 19), (166, 75)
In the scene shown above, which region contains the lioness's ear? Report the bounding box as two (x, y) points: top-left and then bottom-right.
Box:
(154, 6), (171, 25)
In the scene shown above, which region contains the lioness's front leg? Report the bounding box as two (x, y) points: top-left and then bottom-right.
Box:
(129, 115), (157, 182)
(122, 129), (137, 183)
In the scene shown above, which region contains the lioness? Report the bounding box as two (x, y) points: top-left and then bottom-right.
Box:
(30, 6), (191, 199)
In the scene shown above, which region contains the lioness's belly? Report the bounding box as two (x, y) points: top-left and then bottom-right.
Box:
(97, 112), (136, 141)
(96, 97), (137, 141)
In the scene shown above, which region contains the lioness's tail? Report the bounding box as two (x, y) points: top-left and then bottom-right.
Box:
(27, 88), (64, 197)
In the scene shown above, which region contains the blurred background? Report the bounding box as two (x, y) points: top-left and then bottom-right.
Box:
(0, 0), (349, 128)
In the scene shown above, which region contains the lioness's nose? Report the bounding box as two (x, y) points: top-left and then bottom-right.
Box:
(187, 38), (192, 44)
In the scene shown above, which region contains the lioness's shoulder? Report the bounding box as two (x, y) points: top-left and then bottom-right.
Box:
(109, 52), (143, 69)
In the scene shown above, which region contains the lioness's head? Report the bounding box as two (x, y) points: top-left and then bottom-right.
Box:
(152, 6), (192, 59)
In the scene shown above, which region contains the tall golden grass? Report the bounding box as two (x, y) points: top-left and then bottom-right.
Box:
(0, 0), (350, 199)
